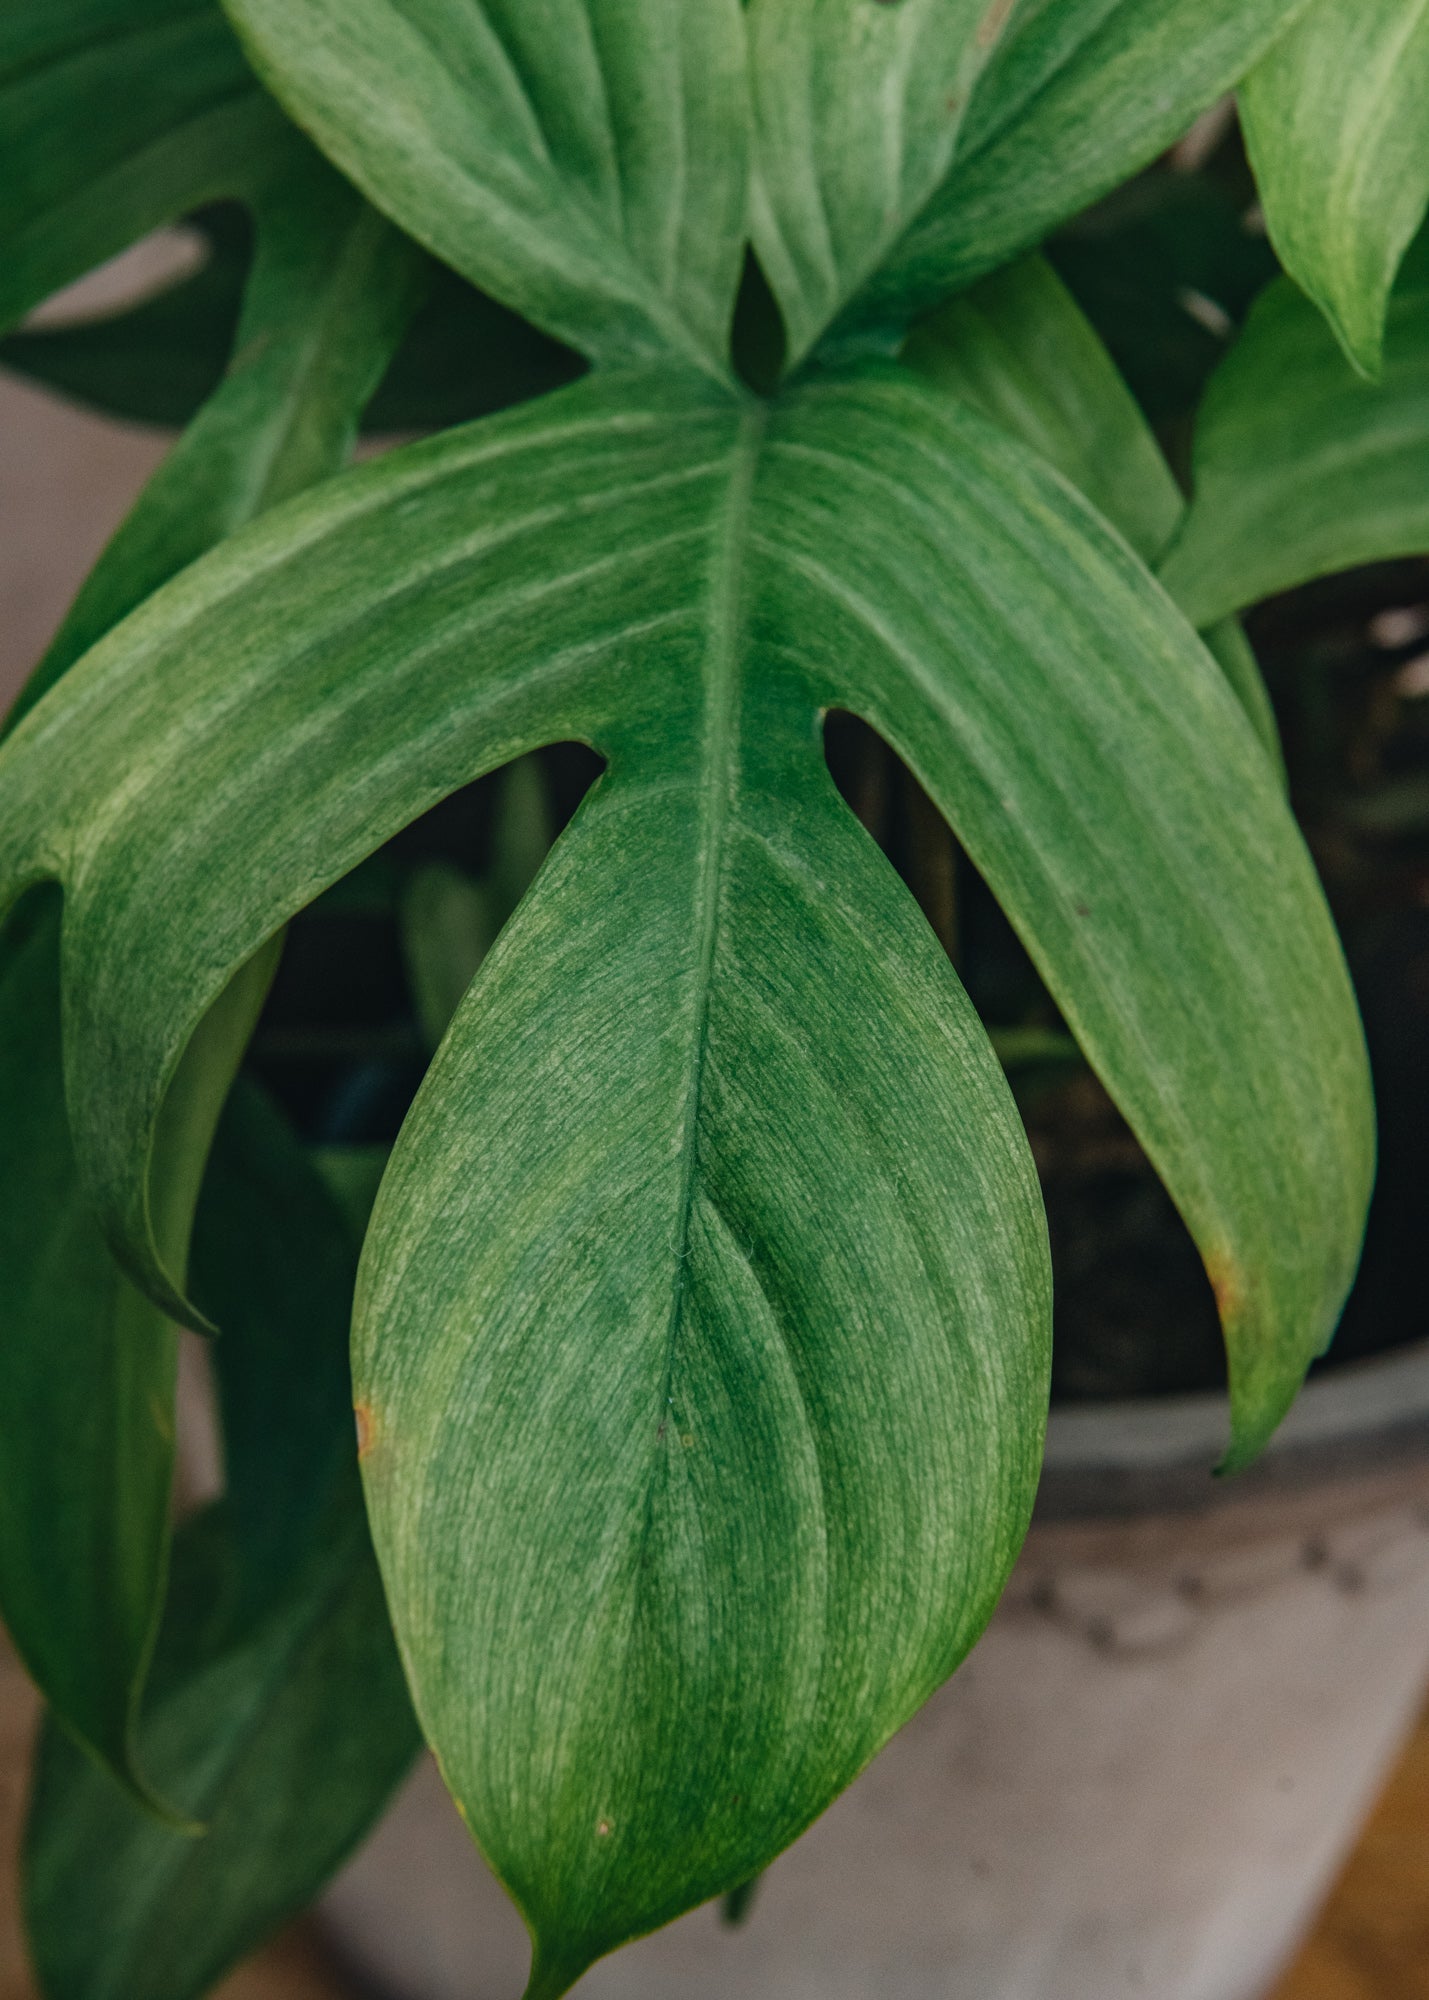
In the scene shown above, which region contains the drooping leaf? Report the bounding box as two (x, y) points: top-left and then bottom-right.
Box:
(24, 1082), (418, 2000)
(0, 363), (1371, 1979)
(833, 0), (1314, 347)
(0, 909), (275, 1805)
(1160, 236), (1429, 627)
(0, 147), (421, 1795)
(748, 0), (1012, 369)
(903, 253), (1281, 764)
(1240, 0), (1429, 377)
(359, 734), (1049, 1999)
(221, 0), (751, 380)
(24, 1493), (416, 2000)
(0, 0), (284, 333)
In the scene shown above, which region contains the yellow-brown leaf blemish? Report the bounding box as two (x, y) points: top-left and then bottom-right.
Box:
(977, 0), (1016, 47)
(1206, 1255), (1245, 1323)
(354, 1402), (378, 1460)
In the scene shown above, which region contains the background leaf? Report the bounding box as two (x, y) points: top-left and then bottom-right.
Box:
(1160, 234), (1429, 627)
(836, 0), (1312, 346)
(0, 0), (285, 333)
(0, 148), (421, 1795)
(1240, 0), (1429, 376)
(24, 1087), (419, 2000)
(0, 916), (273, 1805)
(222, 0), (751, 379)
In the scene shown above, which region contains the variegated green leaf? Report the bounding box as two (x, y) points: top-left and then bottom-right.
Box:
(0, 362), (1371, 1983)
(1241, 0), (1429, 376)
(221, 0), (751, 380)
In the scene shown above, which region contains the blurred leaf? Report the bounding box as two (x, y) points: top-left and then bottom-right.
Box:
(1050, 168), (1278, 428)
(25, 1082), (417, 2000)
(0, 0), (285, 334)
(25, 1491), (416, 2000)
(2, 235), (583, 439)
(223, 0), (751, 379)
(1241, 0), (1429, 376)
(1161, 235), (1429, 625)
(401, 756), (556, 1049)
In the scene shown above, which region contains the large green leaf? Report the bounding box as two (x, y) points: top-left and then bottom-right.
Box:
(0, 364), (1371, 1982)
(834, 0), (1313, 346)
(904, 252), (1282, 763)
(0, 150), (420, 1795)
(1160, 237), (1429, 627)
(22, 1082), (417, 2000)
(1240, 0), (1429, 377)
(0, 0), (285, 333)
(221, 0), (750, 381)
(748, 0), (1010, 370)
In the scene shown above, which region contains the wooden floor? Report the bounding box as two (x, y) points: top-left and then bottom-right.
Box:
(0, 1627), (1425, 2000)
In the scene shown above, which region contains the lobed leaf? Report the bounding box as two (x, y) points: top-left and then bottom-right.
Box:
(221, 0), (751, 381)
(1160, 236), (1429, 627)
(835, 0), (1314, 346)
(1240, 0), (1429, 377)
(0, 361), (1373, 1977)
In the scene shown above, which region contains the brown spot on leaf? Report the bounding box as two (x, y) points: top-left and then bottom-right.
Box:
(1206, 1256), (1244, 1322)
(597, 1819), (613, 1838)
(355, 1403), (377, 1460)
(1074, 902), (1091, 919)
(976, 0), (1016, 47)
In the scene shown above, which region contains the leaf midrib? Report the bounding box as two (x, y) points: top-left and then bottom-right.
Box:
(631, 400), (765, 1603)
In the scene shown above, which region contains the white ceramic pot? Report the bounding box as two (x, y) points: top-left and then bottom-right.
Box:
(323, 1343), (1429, 2000)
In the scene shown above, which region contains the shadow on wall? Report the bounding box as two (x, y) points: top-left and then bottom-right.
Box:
(0, 371), (166, 711)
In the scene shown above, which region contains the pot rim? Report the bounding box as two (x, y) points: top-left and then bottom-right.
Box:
(1037, 1337), (1429, 1519)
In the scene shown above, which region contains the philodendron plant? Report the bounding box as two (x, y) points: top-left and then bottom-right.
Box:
(3, 0), (1428, 1994)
